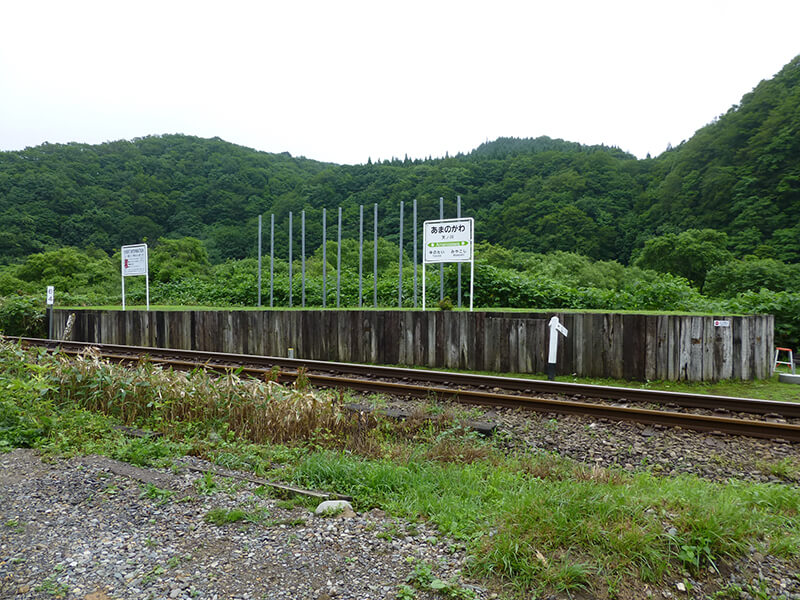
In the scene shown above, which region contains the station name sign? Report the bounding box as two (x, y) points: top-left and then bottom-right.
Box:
(423, 218), (473, 263)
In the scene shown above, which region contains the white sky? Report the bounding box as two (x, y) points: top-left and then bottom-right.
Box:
(1, 1), (798, 165)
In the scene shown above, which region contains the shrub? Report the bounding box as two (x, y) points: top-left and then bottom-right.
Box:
(0, 297), (46, 337)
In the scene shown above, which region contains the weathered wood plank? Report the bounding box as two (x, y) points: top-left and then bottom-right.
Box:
(50, 309), (775, 381)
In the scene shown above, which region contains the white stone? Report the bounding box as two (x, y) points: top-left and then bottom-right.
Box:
(314, 500), (356, 517)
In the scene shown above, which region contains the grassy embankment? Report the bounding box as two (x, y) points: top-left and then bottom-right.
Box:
(1, 340), (798, 599)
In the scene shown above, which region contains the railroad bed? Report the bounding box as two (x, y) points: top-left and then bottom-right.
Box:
(13, 337), (800, 443)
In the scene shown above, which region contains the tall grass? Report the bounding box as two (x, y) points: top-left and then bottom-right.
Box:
(43, 346), (373, 446)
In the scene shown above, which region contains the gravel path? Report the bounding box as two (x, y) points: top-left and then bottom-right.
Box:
(0, 450), (486, 600)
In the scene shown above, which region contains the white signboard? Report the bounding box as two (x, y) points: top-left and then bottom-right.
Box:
(714, 320), (730, 327)
(421, 217), (475, 311)
(122, 244), (148, 277)
(423, 218), (473, 263)
(46, 285), (54, 306)
(120, 243), (149, 311)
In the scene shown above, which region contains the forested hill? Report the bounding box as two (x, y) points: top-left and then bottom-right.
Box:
(639, 55), (800, 261)
(1, 55), (798, 265)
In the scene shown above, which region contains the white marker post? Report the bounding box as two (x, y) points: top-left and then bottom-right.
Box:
(46, 285), (54, 339)
(547, 315), (568, 380)
(121, 243), (149, 311)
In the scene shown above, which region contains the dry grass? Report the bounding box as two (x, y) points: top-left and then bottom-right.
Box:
(50, 348), (377, 446)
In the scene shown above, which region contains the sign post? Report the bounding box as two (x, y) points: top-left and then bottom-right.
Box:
(121, 243), (149, 311)
(547, 316), (568, 380)
(46, 286), (54, 339)
(422, 217), (474, 311)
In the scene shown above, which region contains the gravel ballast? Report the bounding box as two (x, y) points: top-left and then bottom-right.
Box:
(0, 449), (485, 600)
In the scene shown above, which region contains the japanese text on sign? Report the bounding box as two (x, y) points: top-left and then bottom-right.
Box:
(423, 218), (473, 263)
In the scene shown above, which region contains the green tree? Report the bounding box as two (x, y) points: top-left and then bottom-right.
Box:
(633, 229), (732, 289)
(149, 237), (211, 283)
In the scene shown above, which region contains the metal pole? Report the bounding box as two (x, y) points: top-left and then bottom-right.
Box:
(373, 203), (378, 308)
(358, 204), (363, 308)
(322, 208), (327, 308)
(301, 209), (306, 307)
(413, 199), (417, 308)
(270, 214), (274, 308)
(399, 200), (404, 308)
(439, 196), (444, 301)
(258, 214), (262, 307)
(457, 195), (461, 309)
(422, 262), (426, 311)
(289, 211), (293, 307)
(337, 207), (342, 308)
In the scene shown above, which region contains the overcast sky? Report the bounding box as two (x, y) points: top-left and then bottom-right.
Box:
(1, 1), (798, 165)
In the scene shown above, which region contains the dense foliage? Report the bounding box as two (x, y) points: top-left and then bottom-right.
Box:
(1, 243), (798, 349)
(2, 56), (798, 268)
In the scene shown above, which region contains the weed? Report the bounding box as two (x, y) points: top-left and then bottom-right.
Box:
(4, 518), (23, 533)
(395, 583), (417, 599)
(194, 472), (218, 495)
(674, 536), (718, 574)
(204, 507), (266, 526)
(437, 296), (454, 311)
(402, 559), (476, 599)
(141, 565), (166, 585)
(760, 456), (800, 480)
(294, 366), (310, 392)
(34, 577), (69, 598)
(140, 483), (175, 505)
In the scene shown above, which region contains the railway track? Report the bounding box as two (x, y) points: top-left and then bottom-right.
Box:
(10, 337), (800, 442)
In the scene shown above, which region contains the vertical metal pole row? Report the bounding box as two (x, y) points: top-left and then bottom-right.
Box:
(301, 209), (306, 308)
(322, 208), (327, 308)
(270, 214), (274, 308)
(457, 195), (461, 309)
(257, 214), (262, 307)
(337, 207), (342, 308)
(439, 196), (444, 301)
(289, 211), (293, 308)
(413, 199), (417, 308)
(398, 200), (404, 308)
(358, 205), (363, 307)
(373, 203), (378, 308)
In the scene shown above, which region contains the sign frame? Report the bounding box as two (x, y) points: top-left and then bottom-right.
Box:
(422, 217), (475, 311)
(121, 243), (150, 311)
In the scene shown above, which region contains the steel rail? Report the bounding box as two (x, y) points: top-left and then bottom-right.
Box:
(13, 337), (800, 418)
(9, 337), (800, 441)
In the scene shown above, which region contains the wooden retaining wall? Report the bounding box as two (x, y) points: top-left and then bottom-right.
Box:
(52, 310), (774, 381)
